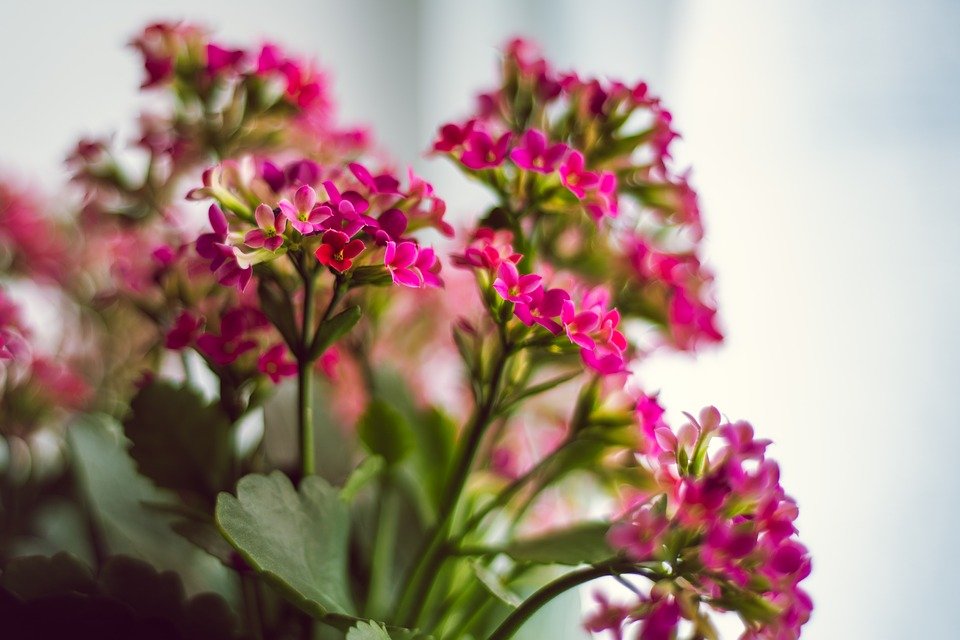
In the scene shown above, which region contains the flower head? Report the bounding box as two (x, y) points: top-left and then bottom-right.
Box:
(510, 129), (567, 173)
(244, 204), (287, 251)
(315, 230), (364, 272)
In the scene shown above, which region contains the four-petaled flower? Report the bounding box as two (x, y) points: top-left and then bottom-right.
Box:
(460, 131), (511, 170)
(383, 241), (422, 287)
(510, 129), (567, 173)
(315, 230), (364, 272)
(492, 261), (542, 304)
(245, 204), (287, 251)
(559, 150), (599, 199)
(257, 343), (297, 383)
(278, 185), (323, 234)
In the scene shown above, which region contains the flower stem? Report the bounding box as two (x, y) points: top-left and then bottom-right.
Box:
(395, 341), (512, 627)
(485, 562), (654, 640)
(298, 260), (317, 477)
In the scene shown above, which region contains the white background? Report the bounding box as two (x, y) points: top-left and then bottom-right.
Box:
(2, 1), (959, 637)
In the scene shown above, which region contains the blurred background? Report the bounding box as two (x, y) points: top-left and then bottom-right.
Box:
(1, 1), (958, 637)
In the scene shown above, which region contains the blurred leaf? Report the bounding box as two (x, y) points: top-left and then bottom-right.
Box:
(170, 520), (236, 566)
(472, 562), (522, 607)
(341, 456), (385, 503)
(123, 381), (233, 501)
(67, 414), (238, 601)
(215, 471), (355, 619)
(309, 305), (362, 360)
(1, 553), (241, 640)
(357, 400), (413, 467)
(346, 620), (392, 640)
(258, 277), (299, 349)
(501, 522), (614, 566)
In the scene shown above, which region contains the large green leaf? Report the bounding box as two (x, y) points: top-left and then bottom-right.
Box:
(309, 305), (362, 360)
(123, 381), (233, 500)
(357, 400), (413, 467)
(215, 471), (355, 619)
(501, 522), (615, 566)
(346, 620), (392, 640)
(67, 414), (237, 600)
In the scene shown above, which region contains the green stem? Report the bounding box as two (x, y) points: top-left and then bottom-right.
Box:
(485, 562), (654, 640)
(395, 341), (513, 627)
(240, 574), (265, 640)
(298, 260), (317, 477)
(365, 473), (399, 619)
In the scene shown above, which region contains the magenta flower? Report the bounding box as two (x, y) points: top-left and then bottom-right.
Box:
(584, 170), (619, 221)
(559, 150), (599, 199)
(349, 162), (400, 195)
(414, 246), (443, 288)
(196, 204), (229, 268)
(514, 285), (569, 334)
(197, 333), (256, 366)
(509, 129), (567, 173)
(492, 261), (542, 304)
(383, 241), (422, 288)
(432, 120), (475, 152)
(371, 208), (408, 245)
(315, 230), (364, 272)
(205, 43), (245, 74)
(452, 228), (521, 272)
(460, 130), (511, 170)
(244, 204), (287, 251)
(215, 257), (253, 292)
(257, 343), (298, 383)
(165, 311), (203, 350)
(278, 185), (323, 234)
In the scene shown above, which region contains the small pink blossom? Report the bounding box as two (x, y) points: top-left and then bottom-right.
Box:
(244, 204), (287, 251)
(509, 129), (567, 173)
(460, 130), (511, 170)
(257, 343), (297, 383)
(432, 120), (475, 152)
(384, 241), (422, 288)
(278, 185), (323, 234)
(349, 162), (400, 194)
(514, 285), (569, 334)
(165, 311), (203, 350)
(492, 260), (542, 304)
(559, 150), (599, 199)
(315, 230), (364, 272)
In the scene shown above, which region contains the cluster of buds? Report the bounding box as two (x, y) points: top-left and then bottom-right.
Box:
(592, 405), (812, 639)
(189, 156), (449, 292)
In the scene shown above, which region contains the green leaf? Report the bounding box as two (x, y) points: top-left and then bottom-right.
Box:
(258, 277), (299, 349)
(123, 381), (233, 500)
(68, 414), (238, 600)
(215, 471), (355, 618)
(472, 561), (522, 607)
(341, 456), (386, 502)
(0, 552), (97, 599)
(502, 522), (615, 566)
(357, 400), (413, 467)
(309, 305), (362, 360)
(346, 620), (392, 640)
(171, 519), (237, 566)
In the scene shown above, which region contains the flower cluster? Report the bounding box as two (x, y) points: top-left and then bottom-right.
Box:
(189, 156), (448, 292)
(598, 406), (812, 639)
(0, 181), (68, 283)
(431, 38), (721, 355)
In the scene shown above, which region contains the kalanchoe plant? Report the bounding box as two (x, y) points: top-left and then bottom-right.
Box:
(0, 26), (810, 640)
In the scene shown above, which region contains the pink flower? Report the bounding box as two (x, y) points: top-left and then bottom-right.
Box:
(349, 162), (400, 195)
(205, 43), (245, 74)
(244, 204), (287, 251)
(371, 208), (408, 245)
(414, 246), (443, 288)
(258, 343), (297, 383)
(383, 241), (422, 288)
(318, 181), (375, 236)
(514, 285), (569, 334)
(165, 311), (203, 350)
(584, 171), (619, 221)
(432, 120), (475, 152)
(197, 333), (256, 366)
(452, 228), (521, 272)
(559, 151), (599, 199)
(196, 204), (230, 268)
(509, 129), (567, 173)
(315, 230), (364, 272)
(492, 261), (542, 304)
(460, 131), (511, 170)
(278, 185), (323, 234)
